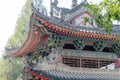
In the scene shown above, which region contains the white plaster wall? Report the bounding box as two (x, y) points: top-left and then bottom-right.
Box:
(74, 12), (98, 28)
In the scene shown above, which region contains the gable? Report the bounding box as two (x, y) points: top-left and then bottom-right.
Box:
(74, 12), (98, 28)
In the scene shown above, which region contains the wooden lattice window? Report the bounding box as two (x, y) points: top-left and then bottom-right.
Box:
(62, 58), (80, 67)
(81, 59), (98, 68)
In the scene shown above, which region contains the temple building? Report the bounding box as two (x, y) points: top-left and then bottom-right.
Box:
(8, 0), (120, 80)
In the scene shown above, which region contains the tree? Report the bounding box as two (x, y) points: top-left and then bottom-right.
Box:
(0, 58), (23, 80)
(6, 0), (32, 48)
(6, 0), (47, 48)
(101, 0), (120, 21)
(2, 0), (47, 80)
(84, 0), (120, 34)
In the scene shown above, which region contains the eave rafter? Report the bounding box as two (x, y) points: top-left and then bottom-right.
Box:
(24, 69), (50, 80)
(9, 26), (41, 57)
(9, 21), (49, 57)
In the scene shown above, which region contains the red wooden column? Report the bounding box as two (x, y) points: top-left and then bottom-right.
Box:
(115, 59), (120, 68)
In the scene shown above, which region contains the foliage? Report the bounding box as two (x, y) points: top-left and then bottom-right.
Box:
(0, 58), (23, 80)
(3, 0), (47, 80)
(84, 0), (120, 34)
(6, 0), (32, 48)
(6, 0), (47, 48)
(101, 0), (120, 21)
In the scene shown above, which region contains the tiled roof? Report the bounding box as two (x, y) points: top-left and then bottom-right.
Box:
(33, 11), (117, 41)
(8, 22), (50, 57)
(32, 5), (120, 38)
(5, 46), (20, 54)
(33, 62), (120, 80)
(38, 69), (120, 80)
(112, 25), (120, 36)
(51, 1), (88, 17)
(53, 6), (70, 15)
(67, 1), (89, 14)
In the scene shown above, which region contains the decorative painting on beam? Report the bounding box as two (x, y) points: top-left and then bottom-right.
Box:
(62, 49), (118, 59)
(36, 48), (62, 64)
(47, 48), (62, 62)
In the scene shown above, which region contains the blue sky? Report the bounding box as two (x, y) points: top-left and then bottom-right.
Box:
(0, 0), (102, 58)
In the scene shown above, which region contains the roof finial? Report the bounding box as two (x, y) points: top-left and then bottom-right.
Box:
(81, 0), (87, 3)
(53, 0), (58, 6)
(71, 0), (78, 8)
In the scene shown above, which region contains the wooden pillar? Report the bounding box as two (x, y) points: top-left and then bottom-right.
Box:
(98, 59), (100, 68)
(115, 59), (120, 68)
(80, 58), (81, 67)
